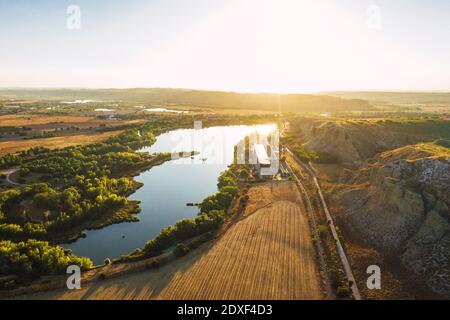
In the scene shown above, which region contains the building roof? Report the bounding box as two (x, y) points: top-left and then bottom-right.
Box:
(253, 144), (271, 166)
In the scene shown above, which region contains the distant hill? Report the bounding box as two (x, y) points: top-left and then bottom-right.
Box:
(0, 88), (372, 113)
(323, 91), (450, 105)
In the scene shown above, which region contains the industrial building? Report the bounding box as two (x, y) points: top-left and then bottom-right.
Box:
(252, 144), (277, 180)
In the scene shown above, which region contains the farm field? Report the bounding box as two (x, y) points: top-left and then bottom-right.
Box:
(0, 131), (124, 156)
(0, 114), (144, 127)
(21, 181), (322, 300)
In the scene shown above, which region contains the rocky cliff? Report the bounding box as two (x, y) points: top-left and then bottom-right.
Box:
(331, 144), (450, 295)
(289, 118), (446, 168)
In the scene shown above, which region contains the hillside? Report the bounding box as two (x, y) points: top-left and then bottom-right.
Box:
(330, 144), (450, 296)
(323, 92), (450, 105)
(288, 118), (450, 168)
(0, 88), (372, 113)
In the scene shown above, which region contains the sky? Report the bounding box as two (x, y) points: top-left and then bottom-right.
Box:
(0, 0), (449, 93)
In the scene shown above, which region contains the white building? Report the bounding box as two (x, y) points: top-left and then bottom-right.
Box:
(253, 144), (276, 179)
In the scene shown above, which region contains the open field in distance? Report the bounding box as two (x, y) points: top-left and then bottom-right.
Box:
(0, 114), (145, 128)
(0, 131), (123, 156)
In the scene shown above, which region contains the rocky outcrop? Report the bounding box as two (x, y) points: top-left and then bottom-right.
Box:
(331, 145), (450, 296)
(291, 119), (417, 168)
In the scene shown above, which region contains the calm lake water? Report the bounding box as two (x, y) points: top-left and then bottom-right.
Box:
(64, 124), (276, 265)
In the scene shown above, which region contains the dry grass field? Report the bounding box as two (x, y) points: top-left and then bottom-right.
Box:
(23, 181), (322, 300)
(0, 131), (123, 156)
(0, 114), (143, 128)
(157, 199), (321, 299)
(0, 114), (147, 155)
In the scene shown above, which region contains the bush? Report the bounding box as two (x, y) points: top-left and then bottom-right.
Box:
(316, 225), (328, 239)
(195, 214), (219, 233)
(0, 223), (23, 237)
(173, 219), (198, 240)
(155, 226), (176, 248)
(144, 225), (179, 256)
(201, 231), (215, 241)
(293, 146), (319, 162)
(174, 243), (189, 257)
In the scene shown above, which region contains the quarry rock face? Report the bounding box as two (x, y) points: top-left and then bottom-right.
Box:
(333, 147), (450, 296)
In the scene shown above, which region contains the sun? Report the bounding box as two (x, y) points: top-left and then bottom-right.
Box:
(133, 0), (379, 93)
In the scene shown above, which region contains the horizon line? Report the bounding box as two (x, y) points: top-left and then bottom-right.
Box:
(0, 86), (449, 95)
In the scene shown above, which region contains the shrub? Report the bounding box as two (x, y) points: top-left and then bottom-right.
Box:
(217, 174), (236, 188)
(23, 223), (47, 238)
(316, 225), (328, 239)
(220, 185), (239, 197)
(173, 219), (198, 240)
(293, 146), (319, 162)
(201, 231), (215, 241)
(174, 243), (189, 257)
(195, 214), (218, 233)
(155, 226), (177, 248)
(0, 223), (23, 237)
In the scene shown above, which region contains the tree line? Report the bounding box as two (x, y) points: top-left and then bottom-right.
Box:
(0, 239), (92, 283)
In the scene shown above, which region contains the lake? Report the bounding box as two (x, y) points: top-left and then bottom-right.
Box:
(64, 124), (276, 265)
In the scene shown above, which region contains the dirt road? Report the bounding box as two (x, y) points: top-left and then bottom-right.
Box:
(0, 168), (20, 185)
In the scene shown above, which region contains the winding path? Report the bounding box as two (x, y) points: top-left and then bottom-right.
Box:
(2, 168), (20, 186)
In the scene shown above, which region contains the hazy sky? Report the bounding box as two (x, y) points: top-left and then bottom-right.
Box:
(1, 0), (449, 92)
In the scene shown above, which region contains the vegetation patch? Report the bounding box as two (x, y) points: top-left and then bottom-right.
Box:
(0, 239), (92, 285)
